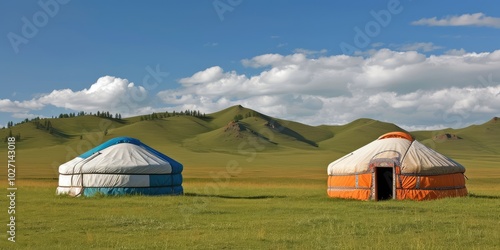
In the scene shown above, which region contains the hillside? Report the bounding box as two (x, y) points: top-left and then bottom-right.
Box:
(0, 106), (498, 178)
(412, 116), (500, 158)
(318, 118), (408, 153)
(1, 106), (498, 154)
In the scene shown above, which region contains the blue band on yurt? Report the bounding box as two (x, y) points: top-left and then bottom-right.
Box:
(80, 137), (142, 158)
(149, 174), (183, 187)
(83, 186), (183, 196)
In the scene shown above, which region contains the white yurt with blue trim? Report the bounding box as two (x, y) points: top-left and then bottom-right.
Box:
(56, 137), (183, 197)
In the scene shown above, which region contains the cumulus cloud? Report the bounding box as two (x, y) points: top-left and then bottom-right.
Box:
(412, 13), (500, 28)
(445, 48), (467, 56)
(36, 76), (149, 116)
(1, 77), (146, 118)
(241, 53), (308, 68)
(3, 49), (500, 130)
(179, 66), (224, 86)
(311, 85), (500, 128)
(158, 49), (500, 129)
(12, 112), (41, 119)
(0, 99), (44, 113)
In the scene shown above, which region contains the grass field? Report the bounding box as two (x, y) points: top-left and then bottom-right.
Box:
(2, 150), (500, 249)
(1, 107), (499, 249)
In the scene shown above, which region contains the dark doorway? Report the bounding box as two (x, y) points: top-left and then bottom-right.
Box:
(375, 167), (393, 200)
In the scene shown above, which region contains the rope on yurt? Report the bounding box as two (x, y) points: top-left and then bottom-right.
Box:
(70, 152), (101, 197)
(397, 139), (415, 198)
(70, 158), (87, 196)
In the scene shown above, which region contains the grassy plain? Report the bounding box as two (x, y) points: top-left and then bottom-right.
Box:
(0, 106), (499, 249)
(2, 150), (500, 249)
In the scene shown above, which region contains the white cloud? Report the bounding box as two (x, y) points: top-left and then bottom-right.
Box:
(37, 76), (148, 116)
(0, 99), (44, 113)
(158, 49), (500, 128)
(3, 49), (500, 130)
(320, 85), (500, 128)
(12, 112), (41, 119)
(241, 53), (309, 68)
(179, 66), (224, 86)
(445, 48), (467, 56)
(412, 13), (500, 28)
(397, 42), (444, 52)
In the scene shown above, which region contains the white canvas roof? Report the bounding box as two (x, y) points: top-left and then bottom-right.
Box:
(59, 143), (174, 175)
(328, 138), (465, 176)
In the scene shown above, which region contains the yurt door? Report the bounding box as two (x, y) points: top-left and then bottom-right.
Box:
(369, 154), (400, 201)
(374, 167), (394, 200)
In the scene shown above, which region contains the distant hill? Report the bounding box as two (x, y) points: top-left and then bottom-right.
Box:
(1, 106), (498, 177)
(317, 118), (407, 153)
(411, 117), (500, 158)
(1, 106), (498, 153)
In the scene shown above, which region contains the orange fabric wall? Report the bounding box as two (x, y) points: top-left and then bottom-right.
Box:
(396, 173), (467, 200)
(327, 174), (371, 200)
(397, 188), (468, 200)
(327, 189), (371, 200)
(327, 175), (356, 188)
(327, 173), (372, 188)
(398, 173), (466, 189)
(328, 173), (467, 201)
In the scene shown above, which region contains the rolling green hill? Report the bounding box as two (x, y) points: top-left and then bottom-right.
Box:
(3, 106), (498, 249)
(317, 118), (408, 153)
(0, 105), (498, 179)
(412, 117), (500, 159)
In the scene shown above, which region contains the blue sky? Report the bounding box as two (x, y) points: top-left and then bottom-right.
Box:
(1, 0), (500, 130)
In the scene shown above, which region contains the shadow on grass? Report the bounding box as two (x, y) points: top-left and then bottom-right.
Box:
(468, 193), (500, 199)
(184, 193), (286, 199)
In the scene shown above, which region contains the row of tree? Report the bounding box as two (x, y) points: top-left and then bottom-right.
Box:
(3, 109), (257, 129)
(3, 111), (123, 129)
(4, 108), (217, 131)
(140, 110), (206, 121)
(57, 111), (122, 119)
(6, 118), (33, 127)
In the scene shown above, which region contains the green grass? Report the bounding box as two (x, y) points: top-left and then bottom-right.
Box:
(3, 148), (500, 249)
(4, 171), (500, 250)
(1, 106), (499, 249)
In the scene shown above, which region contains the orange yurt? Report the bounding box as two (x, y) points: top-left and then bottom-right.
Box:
(327, 132), (467, 201)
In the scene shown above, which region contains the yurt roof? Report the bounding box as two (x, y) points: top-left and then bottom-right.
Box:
(327, 132), (465, 176)
(59, 137), (182, 175)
